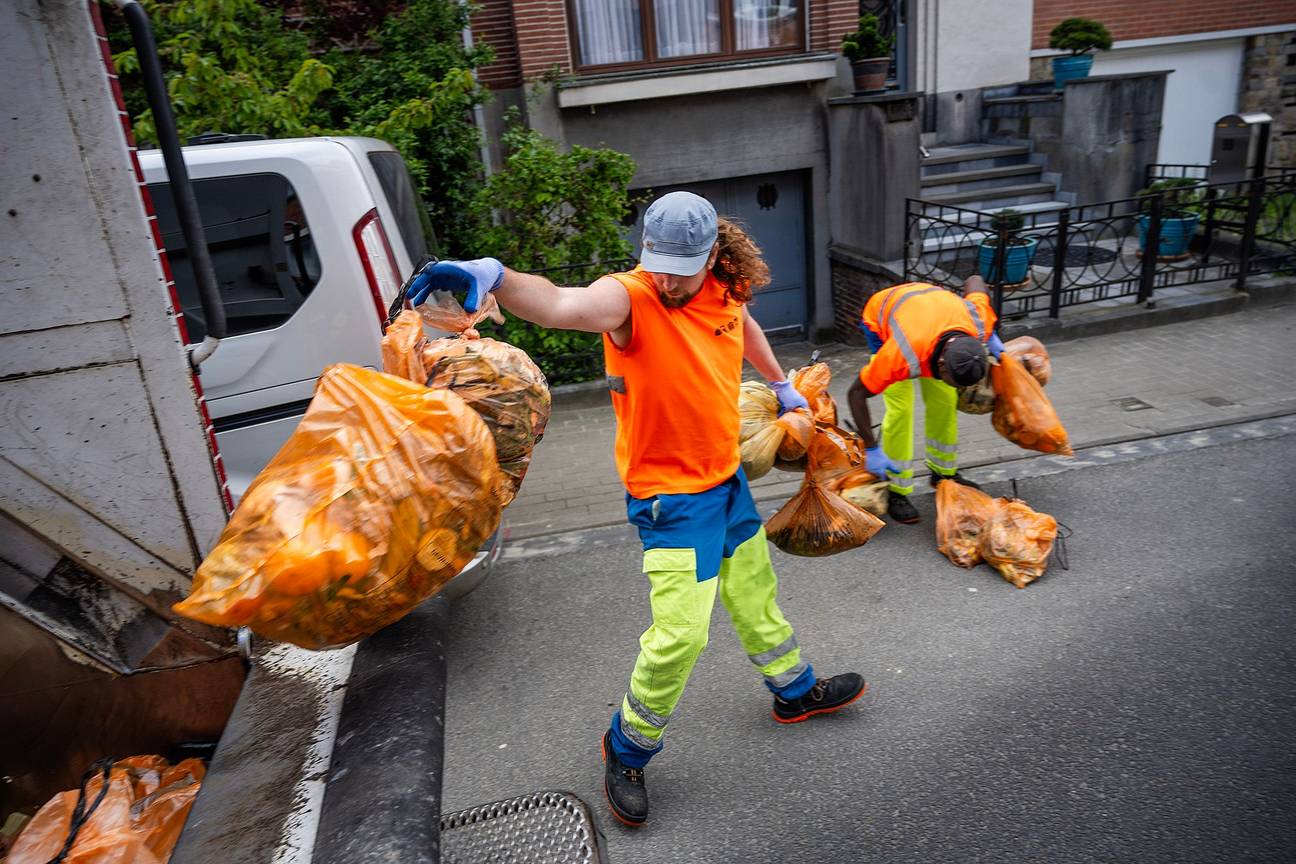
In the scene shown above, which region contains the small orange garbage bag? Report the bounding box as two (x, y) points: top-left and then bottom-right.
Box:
(382, 310), (551, 506)
(934, 479), (1000, 568)
(766, 425), (885, 556)
(789, 362), (839, 426)
(981, 499), (1058, 588)
(175, 364), (505, 649)
(738, 383), (813, 479)
(1003, 335), (1052, 386)
(7, 757), (204, 864)
(990, 354), (1073, 456)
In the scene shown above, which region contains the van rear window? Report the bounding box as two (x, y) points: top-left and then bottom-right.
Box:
(149, 173), (322, 342)
(367, 151), (436, 264)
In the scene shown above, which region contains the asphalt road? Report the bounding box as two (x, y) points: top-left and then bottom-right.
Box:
(441, 433), (1296, 864)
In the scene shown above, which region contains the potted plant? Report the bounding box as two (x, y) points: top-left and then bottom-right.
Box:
(841, 14), (894, 93)
(977, 209), (1039, 287)
(1135, 178), (1204, 260)
(1048, 17), (1112, 91)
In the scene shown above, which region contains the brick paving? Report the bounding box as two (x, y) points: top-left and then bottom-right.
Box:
(504, 301), (1296, 540)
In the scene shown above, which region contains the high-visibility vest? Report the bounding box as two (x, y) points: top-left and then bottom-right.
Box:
(859, 282), (996, 394)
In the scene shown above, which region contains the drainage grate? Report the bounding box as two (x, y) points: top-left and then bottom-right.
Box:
(1200, 396), (1236, 407)
(1112, 396), (1155, 411)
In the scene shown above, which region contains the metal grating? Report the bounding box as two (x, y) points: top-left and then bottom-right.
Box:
(1112, 396), (1155, 412)
(440, 791), (608, 864)
(1200, 396), (1236, 407)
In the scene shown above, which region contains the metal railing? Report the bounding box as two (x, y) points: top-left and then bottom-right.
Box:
(904, 168), (1296, 321)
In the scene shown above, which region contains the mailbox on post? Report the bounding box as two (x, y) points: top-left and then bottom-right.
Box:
(1210, 113), (1272, 184)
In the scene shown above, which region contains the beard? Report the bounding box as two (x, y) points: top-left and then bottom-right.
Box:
(657, 288), (699, 308)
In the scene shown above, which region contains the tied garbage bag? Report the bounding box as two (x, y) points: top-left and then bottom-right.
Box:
(175, 364), (505, 649)
(990, 354), (1073, 456)
(934, 480), (999, 568)
(956, 371), (996, 415)
(7, 757), (204, 864)
(738, 382), (813, 480)
(981, 499), (1058, 588)
(789, 362), (838, 426)
(766, 426), (885, 556)
(1004, 335), (1052, 386)
(383, 310), (551, 506)
(828, 467), (889, 517)
(411, 279), (505, 336)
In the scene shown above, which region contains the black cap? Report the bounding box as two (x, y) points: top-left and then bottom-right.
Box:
(942, 334), (989, 386)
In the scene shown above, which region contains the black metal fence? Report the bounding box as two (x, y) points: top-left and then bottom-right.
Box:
(522, 258), (636, 386)
(904, 168), (1296, 321)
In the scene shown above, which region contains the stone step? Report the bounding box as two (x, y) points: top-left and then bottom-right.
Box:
(921, 143), (1030, 167)
(924, 181), (1059, 209)
(921, 163), (1043, 195)
(916, 199), (1072, 228)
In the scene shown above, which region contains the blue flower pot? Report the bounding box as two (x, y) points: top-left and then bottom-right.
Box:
(1137, 212), (1200, 259)
(978, 237), (1039, 284)
(1052, 54), (1094, 90)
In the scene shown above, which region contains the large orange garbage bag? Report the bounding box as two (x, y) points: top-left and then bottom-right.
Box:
(934, 479), (1000, 568)
(382, 310), (551, 506)
(8, 757), (203, 864)
(990, 354), (1073, 456)
(1003, 335), (1051, 386)
(738, 382), (813, 479)
(981, 499), (1058, 588)
(766, 426), (884, 556)
(175, 364), (505, 649)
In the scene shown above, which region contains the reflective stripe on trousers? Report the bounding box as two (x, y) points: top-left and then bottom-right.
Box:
(880, 376), (960, 493)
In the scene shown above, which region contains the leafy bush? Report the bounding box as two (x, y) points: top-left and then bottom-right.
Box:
(841, 14), (894, 62)
(1137, 178), (1205, 218)
(1048, 17), (1113, 55)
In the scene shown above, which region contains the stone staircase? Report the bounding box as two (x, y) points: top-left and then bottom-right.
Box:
(919, 141), (1074, 221)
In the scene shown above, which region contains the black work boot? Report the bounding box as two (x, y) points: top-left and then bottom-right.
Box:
(930, 472), (982, 491)
(601, 731), (648, 827)
(772, 673), (869, 724)
(887, 491), (921, 524)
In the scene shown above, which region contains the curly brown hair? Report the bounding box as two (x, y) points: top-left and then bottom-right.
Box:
(711, 217), (770, 306)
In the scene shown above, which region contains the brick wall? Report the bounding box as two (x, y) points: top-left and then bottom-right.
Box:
(829, 247), (905, 345)
(810, 0), (862, 53)
(1033, 1), (1295, 49)
(473, 0), (523, 89)
(1240, 31), (1296, 167)
(512, 0), (573, 80)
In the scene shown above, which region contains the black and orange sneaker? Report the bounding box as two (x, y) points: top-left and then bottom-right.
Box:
(887, 491), (921, 524)
(772, 673), (869, 724)
(601, 730), (648, 827)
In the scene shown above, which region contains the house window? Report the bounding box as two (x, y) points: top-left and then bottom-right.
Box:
(570, 0), (804, 70)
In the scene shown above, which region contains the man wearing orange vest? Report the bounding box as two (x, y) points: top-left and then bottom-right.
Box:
(847, 276), (1005, 524)
(407, 192), (867, 827)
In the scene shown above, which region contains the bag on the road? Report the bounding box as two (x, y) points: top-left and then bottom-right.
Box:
(383, 310), (551, 506)
(1003, 335), (1052, 386)
(738, 382), (813, 479)
(981, 499), (1058, 588)
(956, 372), (996, 415)
(175, 364), (505, 649)
(7, 756), (204, 864)
(766, 425), (884, 556)
(934, 479), (1000, 568)
(990, 354), (1073, 455)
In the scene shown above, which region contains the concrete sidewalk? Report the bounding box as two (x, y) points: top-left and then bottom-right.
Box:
(505, 300), (1296, 540)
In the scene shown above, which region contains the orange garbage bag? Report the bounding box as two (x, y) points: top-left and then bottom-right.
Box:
(1003, 335), (1052, 386)
(789, 362), (838, 426)
(990, 354), (1073, 456)
(738, 383), (812, 479)
(7, 757), (203, 864)
(411, 280), (505, 335)
(382, 310), (551, 506)
(828, 466), (889, 517)
(175, 364), (505, 649)
(934, 479), (1000, 568)
(981, 499), (1058, 588)
(766, 426), (885, 556)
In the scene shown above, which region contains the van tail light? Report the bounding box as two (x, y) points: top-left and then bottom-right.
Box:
(352, 208), (402, 326)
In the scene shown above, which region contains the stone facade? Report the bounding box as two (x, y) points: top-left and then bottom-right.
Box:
(1239, 31), (1296, 168)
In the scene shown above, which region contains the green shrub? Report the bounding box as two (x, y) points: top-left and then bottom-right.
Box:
(1137, 178), (1205, 218)
(1049, 17), (1113, 55)
(841, 14), (894, 62)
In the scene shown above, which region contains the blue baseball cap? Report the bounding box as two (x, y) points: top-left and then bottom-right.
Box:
(639, 191), (718, 276)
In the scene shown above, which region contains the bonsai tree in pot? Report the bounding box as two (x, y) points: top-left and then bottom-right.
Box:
(841, 14), (894, 93)
(977, 209), (1039, 289)
(1048, 17), (1112, 91)
(1135, 178), (1205, 261)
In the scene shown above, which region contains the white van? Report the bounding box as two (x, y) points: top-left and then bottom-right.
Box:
(139, 135), (500, 593)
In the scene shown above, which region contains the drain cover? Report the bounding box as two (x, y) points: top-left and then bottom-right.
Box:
(1112, 396), (1154, 411)
(1200, 396), (1236, 407)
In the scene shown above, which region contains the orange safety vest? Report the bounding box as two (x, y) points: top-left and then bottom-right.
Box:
(858, 282), (996, 394)
(603, 266), (744, 499)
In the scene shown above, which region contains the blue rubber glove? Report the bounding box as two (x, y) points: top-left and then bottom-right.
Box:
(865, 446), (899, 478)
(986, 332), (1005, 359)
(407, 258), (504, 313)
(769, 380), (810, 416)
